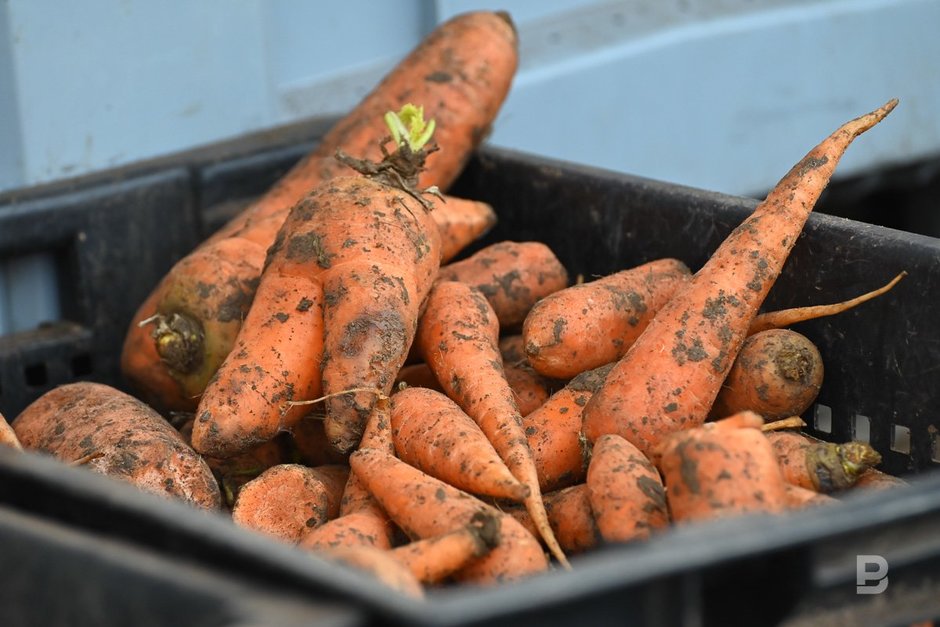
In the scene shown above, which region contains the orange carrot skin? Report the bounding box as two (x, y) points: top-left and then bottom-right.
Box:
(231, 463), (349, 543)
(765, 430), (881, 493)
(710, 329), (824, 422)
(523, 363), (614, 492)
(13, 382), (220, 510)
(391, 387), (529, 501)
(349, 447), (548, 585)
(0, 412), (22, 450)
(287, 414), (349, 468)
(394, 363), (443, 392)
(504, 362), (554, 416)
(432, 196), (498, 264)
(587, 434), (669, 543)
(523, 258), (691, 379)
(582, 101), (898, 460)
(299, 510), (395, 552)
(506, 483), (600, 556)
(416, 280), (568, 566)
(659, 412), (790, 523)
(121, 11), (519, 412)
(192, 176), (441, 458)
(122, 239), (267, 412)
(498, 334), (527, 365)
(784, 483), (837, 509)
(436, 241), (569, 329)
(853, 468), (908, 491)
(390, 511), (501, 584)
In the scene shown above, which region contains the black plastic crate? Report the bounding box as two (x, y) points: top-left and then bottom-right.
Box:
(1, 119), (940, 626)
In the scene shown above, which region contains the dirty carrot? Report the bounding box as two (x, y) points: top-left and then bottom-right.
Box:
(390, 511), (501, 584)
(853, 468), (909, 491)
(586, 434), (669, 543)
(523, 258), (691, 379)
(390, 386), (529, 501)
(658, 412), (791, 522)
(505, 483), (600, 555)
(192, 106), (442, 458)
(436, 241), (569, 329)
(523, 362), (614, 492)
(286, 412), (349, 468)
(504, 362), (555, 416)
(784, 483), (838, 509)
(709, 329), (824, 422)
(415, 279), (569, 567)
(231, 463), (349, 543)
(394, 363), (444, 392)
(12, 382), (221, 509)
(121, 11), (519, 412)
(349, 447), (549, 585)
(432, 196), (498, 264)
(765, 430), (881, 493)
(300, 398), (398, 551)
(582, 100), (898, 459)
(748, 271), (906, 335)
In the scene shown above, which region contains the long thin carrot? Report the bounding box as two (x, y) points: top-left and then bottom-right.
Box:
(192, 106), (442, 458)
(581, 100), (898, 459)
(390, 386), (529, 501)
(349, 447), (549, 585)
(748, 271), (906, 335)
(121, 11), (519, 412)
(415, 280), (570, 567)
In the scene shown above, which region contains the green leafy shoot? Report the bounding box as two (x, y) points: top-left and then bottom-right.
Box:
(384, 104), (436, 152)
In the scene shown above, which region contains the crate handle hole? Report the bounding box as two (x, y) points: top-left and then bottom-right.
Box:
(890, 424), (911, 455)
(931, 429), (940, 464)
(24, 362), (48, 387)
(71, 353), (93, 377)
(852, 414), (871, 443)
(814, 404), (832, 434)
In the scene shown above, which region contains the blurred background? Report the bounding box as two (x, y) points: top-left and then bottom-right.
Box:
(1, 0), (939, 332)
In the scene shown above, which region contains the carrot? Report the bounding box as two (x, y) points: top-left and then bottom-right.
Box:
(318, 545), (425, 599)
(853, 468), (909, 491)
(765, 430), (881, 493)
(192, 105), (443, 458)
(523, 258), (691, 379)
(581, 100), (898, 460)
(505, 483), (600, 556)
(0, 412), (22, 450)
(390, 386), (529, 501)
(349, 447), (549, 585)
(504, 362), (554, 416)
(498, 334), (527, 365)
(178, 417), (287, 509)
(658, 412), (791, 523)
(231, 463), (349, 543)
(394, 363), (444, 392)
(121, 11), (519, 412)
(390, 510), (501, 585)
(298, 511), (394, 552)
(415, 279), (569, 567)
(523, 363), (614, 492)
(286, 413), (349, 468)
(748, 271), (906, 335)
(436, 241), (569, 329)
(709, 329), (824, 422)
(586, 434), (669, 543)
(432, 196), (498, 264)
(11, 382), (220, 509)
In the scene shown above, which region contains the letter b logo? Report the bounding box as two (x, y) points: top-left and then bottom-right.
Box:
(856, 555), (888, 594)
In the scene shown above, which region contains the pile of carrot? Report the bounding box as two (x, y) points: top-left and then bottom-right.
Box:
(0, 8), (917, 602)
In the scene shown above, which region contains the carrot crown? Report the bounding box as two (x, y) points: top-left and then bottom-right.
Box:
(385, 104), (436, 153)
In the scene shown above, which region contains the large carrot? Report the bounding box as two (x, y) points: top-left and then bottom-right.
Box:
(390, 386), (529, 501)
(0, 412), (22, 450)
(120, 11), (519, 412)
(581, 100), (898, 459)
(192, 106), (442, 458)
(349, 447), (549, 585)
(522, 258), (691, 379)
(415, 280), (570, 567)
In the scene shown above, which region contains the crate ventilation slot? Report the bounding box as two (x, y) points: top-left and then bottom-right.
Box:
(24, 362), (48, 387)
(890, 424), (912, 455)
(852, 414), (871, 443)
(813, 404), (832, 434)
(71, 353), (93, 377)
